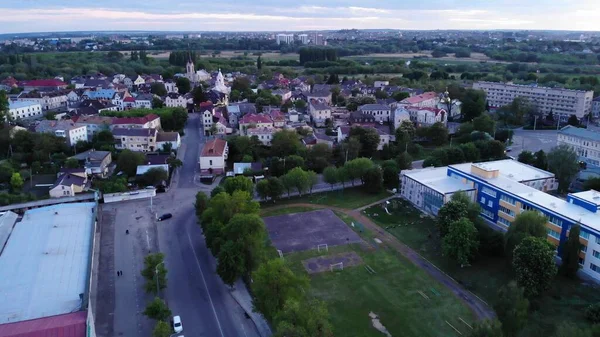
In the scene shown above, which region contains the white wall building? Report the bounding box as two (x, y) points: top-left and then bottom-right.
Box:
(558, 125), (600, 168)
(8, 101), (43, 120)
(473, 81), (594, 120)
(358, 104), (391, 122)
(199, 139), (228, 176)
(276, 34), (294, 45)
(298, 34), (309, 44)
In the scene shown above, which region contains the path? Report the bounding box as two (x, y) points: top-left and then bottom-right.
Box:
(262, 200), (496, 321)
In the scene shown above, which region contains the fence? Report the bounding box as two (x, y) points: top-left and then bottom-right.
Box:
(103, 189), (156, 203)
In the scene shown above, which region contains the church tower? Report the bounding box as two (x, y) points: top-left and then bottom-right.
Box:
(186, 52), (195, 82)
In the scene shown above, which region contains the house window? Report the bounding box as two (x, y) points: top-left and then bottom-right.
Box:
(481, 209), (494, 219)
(498, 217), (511, 227)
(499, 206), (515, 217)
(590, 263), (600, 274)
(593, 250), (600, 259)
(547, 228), (560, 239)
(501, 195), (516, 205)
(481, 187), (497, 198)
(209, 160), (213, 166)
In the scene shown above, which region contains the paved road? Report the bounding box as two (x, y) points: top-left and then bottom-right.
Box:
(510, 129), (558, 157)
(155, 113), (261, 337)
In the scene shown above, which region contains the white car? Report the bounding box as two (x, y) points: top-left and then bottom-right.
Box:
(173, 315), (183, 333)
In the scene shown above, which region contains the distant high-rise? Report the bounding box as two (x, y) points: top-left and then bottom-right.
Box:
(276, 34), (294, 45)
(313, 33), (325, 46)
(298, 34), (309, 44)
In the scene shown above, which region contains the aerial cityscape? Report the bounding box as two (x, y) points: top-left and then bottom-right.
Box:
(2, 2), (600, 337)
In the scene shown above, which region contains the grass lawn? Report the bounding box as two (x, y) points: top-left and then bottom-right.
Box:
(261, 187), (392, 210)
(364, 198), (600, 336)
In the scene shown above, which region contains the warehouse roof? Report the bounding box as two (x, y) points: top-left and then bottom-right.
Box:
(402, 166), (474, 195)
(0, 203), (95, 324)
(559, 125), (600, 142)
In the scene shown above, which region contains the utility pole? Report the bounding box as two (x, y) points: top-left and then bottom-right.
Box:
(533, 115), (538, 131)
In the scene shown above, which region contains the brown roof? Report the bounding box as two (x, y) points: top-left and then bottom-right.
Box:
(201, 139), (227, 157)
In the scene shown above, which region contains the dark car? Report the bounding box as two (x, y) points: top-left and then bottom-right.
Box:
(158, 213), (173, 221)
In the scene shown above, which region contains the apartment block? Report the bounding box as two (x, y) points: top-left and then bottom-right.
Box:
(473, 81), (593, 119)
(558, 125), (600, 168)
(400, 159), (600, 281)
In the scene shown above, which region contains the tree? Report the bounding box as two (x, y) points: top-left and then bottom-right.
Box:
(306, 170), (318, 194)
(306, 144), (332, 173)
(0, 90), (9, 123)
(284, 167), (310, 196)
(393, 91), (410, 102)
(256, 179), (270, 201)
(461, 89), (486, 121)
(10, 172), (23, 192)
(459, 143), (480, 162)
(272, 130), (301, 157)
(584, 177), (600, 191)
(257, 55), (262, 70)
(442, 217), (479, 266)
(216, 240), (247, 286)
(252, 258), (309, 321)
(274, 299), (334, 337)
(518, 150), (536, 166)
(152, 321), (171, 337)
(428, 122), (449, 146)
(554, 322), (592, 337)
(363, 166), (383, 193)
(437, 196), (469, 237)
(534, 149), (548, 170)
(469, 320), (503, 337)
(175, 77), (191, 94)
(224, 176), (254, 195)
(323, 167), (338, 190)
(494, 281), (529, 337)
(374, 89), (388, 99)
(151, 82), (167, 96)
(560, 224), (582, 278)
(140, 168), (168, 186)
(396, 151), (413, 171)
(472, 113), (496, 135)
(344, 157), (374, 185)
(116, 149), (146, 177)
(191, 86), (207, 105)
(152, 97), (164, 109)
(266, 177), (284, 201)
(349, 127), (380, 157)
(141, 253), (167, 293)
(195, 192), (208, 218)
(382, 161), (400, 190)
(548, 144), (579, 193)
(504, 211), (548, 257)
(143, 297), (172, 321)
(65, 158), (80, 169)
(513, 236), (558, 297)
(568, 114), (580, 127)
(0, 162), (14, 184)
(585, 303), (600, 324)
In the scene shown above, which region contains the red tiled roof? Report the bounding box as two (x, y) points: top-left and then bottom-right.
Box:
(201, 139), (227, 157)
(269, 110), (285, 122)
(240, 113), (272, 125)
(113, 113), (159, 125)
(24, 79), (67, 87)
(407, 106), (446, 115)
(199, 101), (214, 110)
(123, 96), (135, 102)
(0, 311), (86, 337)
(401, 91), (437, 104)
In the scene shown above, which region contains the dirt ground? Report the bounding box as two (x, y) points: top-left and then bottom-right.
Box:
(302, 251), (364, 274)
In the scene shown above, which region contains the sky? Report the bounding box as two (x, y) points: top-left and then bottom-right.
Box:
(1, 0), (600, 34)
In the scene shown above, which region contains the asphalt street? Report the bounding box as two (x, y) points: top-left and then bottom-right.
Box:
(509, 129), (559, 158)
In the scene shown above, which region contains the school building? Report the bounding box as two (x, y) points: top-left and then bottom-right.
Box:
(401, 159), (600, 281)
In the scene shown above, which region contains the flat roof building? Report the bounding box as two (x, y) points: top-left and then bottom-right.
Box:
(401, 159), (600, 281)
(0, 203), (95, 332)
(473, 81), (594, 120)
(558, 125), (600, 168)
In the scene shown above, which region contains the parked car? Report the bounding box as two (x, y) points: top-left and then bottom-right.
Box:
(158, 213), (173, 221)
(172, 315), (183, 333)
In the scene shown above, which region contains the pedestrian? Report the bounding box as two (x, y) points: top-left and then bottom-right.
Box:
(117, 271), (120, 277)
(120, 270), (123, 276)
(126, 229), (129, 235)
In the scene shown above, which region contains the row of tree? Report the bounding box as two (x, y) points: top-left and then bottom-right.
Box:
(139, 253), (174, 337)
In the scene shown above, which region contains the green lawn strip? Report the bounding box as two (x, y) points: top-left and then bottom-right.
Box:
(262, 187), (392, 210)
(364, 198), (600, 336)
(281, 210), (475, 337)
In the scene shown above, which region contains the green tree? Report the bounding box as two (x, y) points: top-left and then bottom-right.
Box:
(396, 151), (413, 171)
(143, 297), (172, 321)
(568, 115), (580, 127)
(363, 166), (383, 193)
(349, 127), (380, 157)
(256, 179), (270, 201)
(554, 322), (592, 337)
(65, 158), (80, 169)
(224, 175), (254, 195)
(461, 89), (486, 121)
(116, 149), (146, 177)
(151, 82), (167, 96)
(0, 162), (14, 184)
(141, 253), (167, 293)
(437, 192), (479, 237)
(393, 91), (410, 102)
(0, 90), (9, 123)
(284, 167), (310, 196)
(560, 224), (582, 278)
(216, 240), (246, 286)
(257, 55), (262, 70)
(306, 143), (332, 173)
(252, 258), (309, 321)
(274, 299), (334, 337)
(442, 217), (479, 266)
(585, 303), (600, 324)
(469, 319), (503, 337)
(202, 191), (260, 231)
(211, 185), (225, 197)
(459, 142), (480, 162)
(382, 161), (400, 190)
(306, 170), (318, 194)
(548, 144), (580, 193)
(472, 113), (496, 135)
(152, 321), (171, 337)
(140, 168), (168, 186)
(266, 177), (284, 201)
(428, 122), (449, 146)
(10, 172), (23, 192)
(344, 157), (374, 185)
(272, 130), (302, 157)
(513, 236), (558, 297)
(518, 150), (536, 166)
(191, 86), (207, 105)
(195, 191), (209, 218)
(534, 150), (548, 170)
(176, 77), (191, 94)
(494, 281), (529, 337)
(152, 97), (165, 109)
(504, 210), (548, 257)
(584, 177), (600, 191)
(323, 166), (338, 190)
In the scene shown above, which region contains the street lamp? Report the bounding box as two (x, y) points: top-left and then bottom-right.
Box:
(155, 261), (165, 296)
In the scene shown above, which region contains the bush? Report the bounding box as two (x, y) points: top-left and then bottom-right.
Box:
(586, 303), (600, 323)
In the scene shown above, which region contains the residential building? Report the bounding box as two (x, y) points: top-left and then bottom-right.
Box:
(473, 81), (594, 120)
(592, 97), (600, 118)
(227, 103), (256, 129)
(72, 115), (114, 140)
(70, 150), (113, 177)
(298, 34), (309, 44)
(558, 125), (600, 168)
(358, 104), (391, 122)
(276, 34), (294, 45)
(393, 106), (411, 130)
(306, 90), (332, 105)
(82, 89), (117, 100)
(74, 99), (118, 115)
(302, 133), (334, 148)
(112, 113), (161, 130)
(399, 160), (600, 281)
(124, 75), (145, 89)
(406, 106), (447, 127)
(199, 139), (228, 177)
(17, 90), (68, 111)
(164, 80), (178, 94)
(270, 109), (286, 127)
(349, 111), (376, 124)
(272, 89), (292, 102)
(374, 81), (389, 89)
(399, 91), (439, 108)
(49, 171), (89, 198)
(23, 79), (68, 91)
(309, 102), (332, 127)
(35, 120), (87, 146)
(8, 101), (43, 120)
(239, 113), (274, 135)
(113, 128), (158, 152)
(156, 132), (181, 151)
(247, 127), (278, 146)
(165, 93), (188, 108)
(134, 93), (154, 109)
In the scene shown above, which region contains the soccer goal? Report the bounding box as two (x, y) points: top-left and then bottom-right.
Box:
(330, 262), (344, 272)
(317, 243), (329, 253)
(277, 249), (284, 260)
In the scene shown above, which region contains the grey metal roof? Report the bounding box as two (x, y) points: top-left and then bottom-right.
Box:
(112, 128), (157, 137)
(0, 203), (95, 323)
(359, 104), (391, 111)
(559, 125), (600, 142)
(71, 150), (111, 162)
